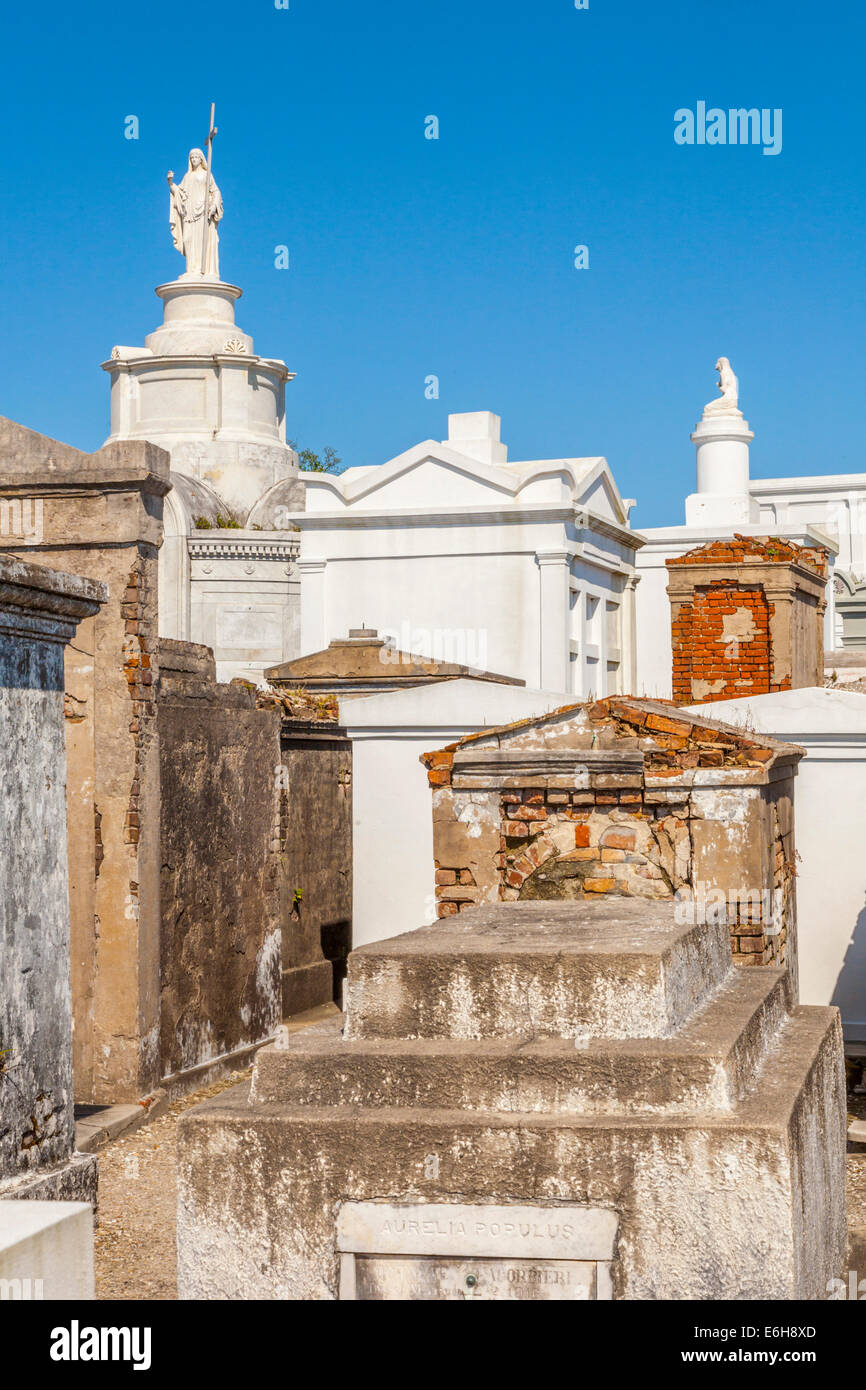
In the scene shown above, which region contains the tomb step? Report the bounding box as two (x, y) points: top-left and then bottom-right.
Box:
(180, 1003), (845, 1301)
(344, 902), (732, 1042)
(252, 969), (790, 1115)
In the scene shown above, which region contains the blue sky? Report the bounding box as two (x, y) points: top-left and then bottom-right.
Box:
(0, 0), (862, 527)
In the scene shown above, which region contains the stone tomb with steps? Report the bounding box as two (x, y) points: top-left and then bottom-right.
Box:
(177, 900), (846, 1300)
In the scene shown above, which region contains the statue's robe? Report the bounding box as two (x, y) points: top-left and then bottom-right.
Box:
(170, 166), (223, 276)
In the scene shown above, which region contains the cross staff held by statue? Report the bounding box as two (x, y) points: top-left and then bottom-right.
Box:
(201, 103), (218, 276)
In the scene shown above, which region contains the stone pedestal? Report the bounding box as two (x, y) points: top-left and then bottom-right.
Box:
(686, 412), (758, 528)
(177, 900), (846, 1300)
(103, 278), (298, 521)
(147, 279), (248, 357)
(105, 275), (304, 680)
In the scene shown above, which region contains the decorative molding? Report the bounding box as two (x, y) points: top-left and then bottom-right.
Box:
(291, 503), (644, 553)
(101, 353), (295, 382)
(535, 548), (571, 567)
(188, 537), (299, 562)
(222, 337), (248, 355)
(575, 507), (646, 551)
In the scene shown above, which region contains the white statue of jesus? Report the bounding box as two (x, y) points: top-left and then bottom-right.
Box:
(167, 149), (223, 277)
(703, 357), (741, 417)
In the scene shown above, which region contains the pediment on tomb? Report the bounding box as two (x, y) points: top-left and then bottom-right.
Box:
(305, 442), (520, 512)
(571, 461), (633, 527)
(302, 443), (633, 521)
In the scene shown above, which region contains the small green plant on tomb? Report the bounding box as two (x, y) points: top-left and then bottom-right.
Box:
(192, 511), (245, 530)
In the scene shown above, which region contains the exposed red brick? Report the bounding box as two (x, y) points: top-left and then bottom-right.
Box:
(601, 829), (636, 851)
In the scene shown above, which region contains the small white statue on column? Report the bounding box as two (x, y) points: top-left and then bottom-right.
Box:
(702, 356), (742, 418)
(686, 356), (756, 527)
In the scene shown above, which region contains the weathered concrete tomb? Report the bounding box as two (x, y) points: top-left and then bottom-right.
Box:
(177, 897), (845, 1299)
(0, 417), (350, 1110)
(0, 555), (105, 1203)
(422, 696), (803, 974)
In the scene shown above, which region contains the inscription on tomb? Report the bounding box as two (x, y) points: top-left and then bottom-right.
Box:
(336, 1202), (617, 1301)
(353, 1256), (596, 1301)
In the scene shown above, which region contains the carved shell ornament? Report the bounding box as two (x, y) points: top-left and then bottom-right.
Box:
(223, 338), (247, 354)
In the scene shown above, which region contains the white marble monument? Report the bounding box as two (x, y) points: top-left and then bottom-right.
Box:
(103, 113), (303, 682)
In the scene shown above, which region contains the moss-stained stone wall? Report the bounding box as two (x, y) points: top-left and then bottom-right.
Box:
(157, 640), (282, 1086)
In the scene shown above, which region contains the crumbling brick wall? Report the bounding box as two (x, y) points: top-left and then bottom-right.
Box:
(423, 698), (802, 974)
(671, 584), (772, 702)
(667, 536), (829, 705)
(0, 422), (170, 1105)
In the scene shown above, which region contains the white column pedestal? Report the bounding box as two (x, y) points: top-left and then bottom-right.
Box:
(536, 549), (570, 692)
(299, 558), (328, 655)
(686, 413), (758, 527)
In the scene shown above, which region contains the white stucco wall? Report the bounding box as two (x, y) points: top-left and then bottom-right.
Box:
(686, 686), (866, 1040)
(340, 679), (568, 948)
(294, 415), (642, 698)
(751, 474), (866, 583)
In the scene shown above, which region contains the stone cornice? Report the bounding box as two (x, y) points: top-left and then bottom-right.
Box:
(666, 558), (828, 598)
(444, 743), (800, 791)
(290, 502), (578, 529)
(450, 747), (645, 788)
(188, 534), (299, 561)
(287, 503), (643, 546)
(575, 508), (646, 551)
(102, 354), (295, 383)
(0, 556), (106, 642)
(0, 469), (172, 499)
(751, 474), (866, 496)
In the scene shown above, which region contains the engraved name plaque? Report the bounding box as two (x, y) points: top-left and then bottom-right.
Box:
(336, 1203), (618, 1301)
